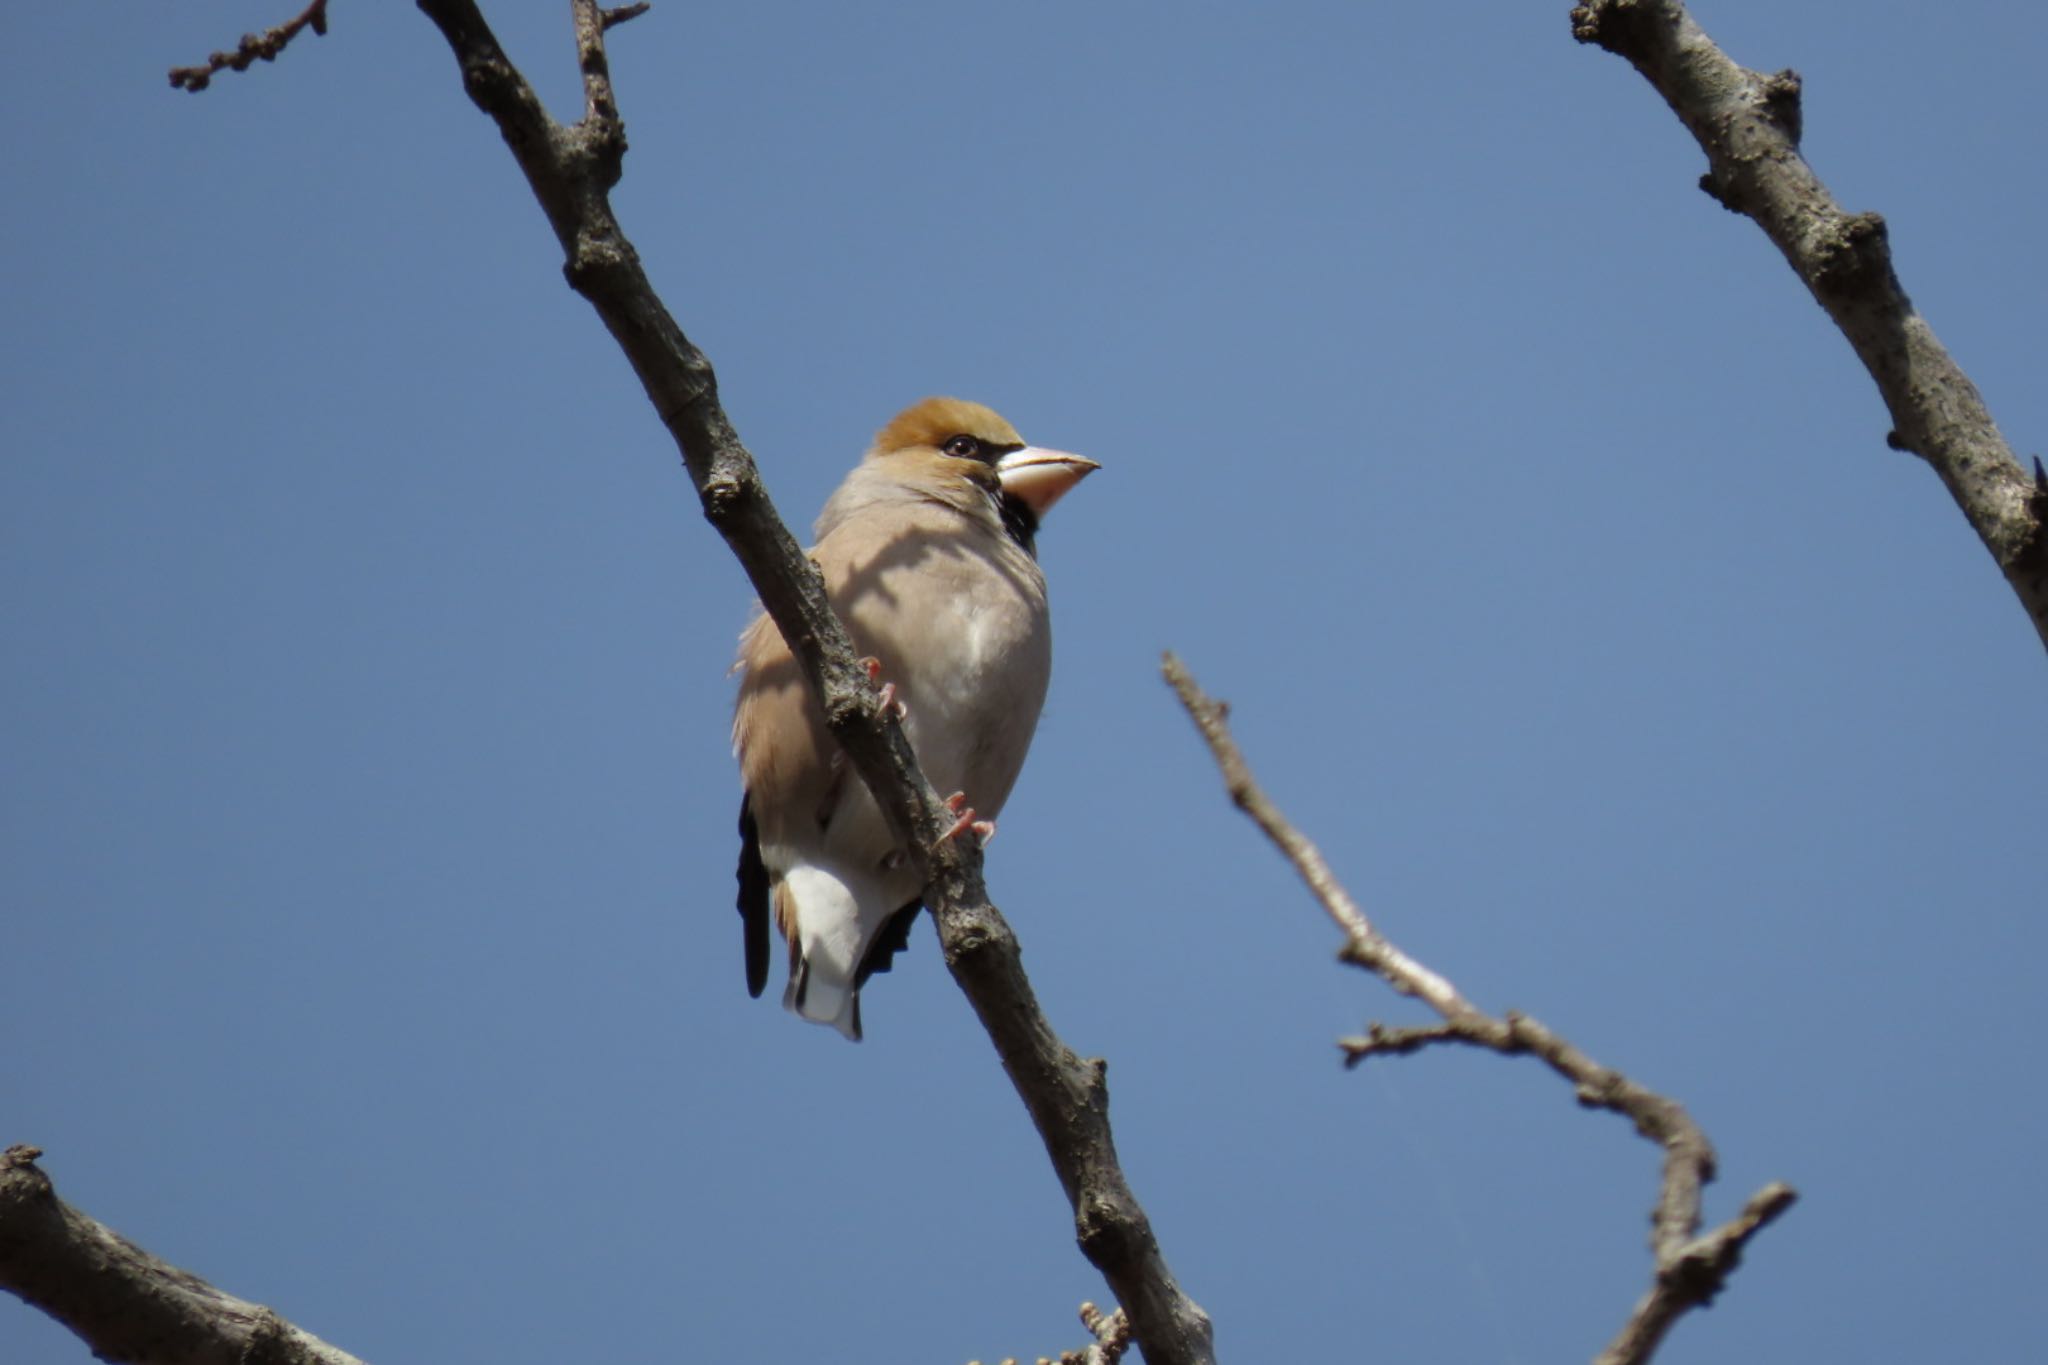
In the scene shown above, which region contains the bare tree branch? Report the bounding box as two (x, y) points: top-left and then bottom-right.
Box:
(1162, 654), (1796, 1365)
(19, 5), (1218, 1362)
(401, 4), (1213, 1362)
(0, 1145), (367, 1365)
(169, 0), (331, 92)
(1569, 0), (2048, 656)
(1599, 1182), (1797, 1365)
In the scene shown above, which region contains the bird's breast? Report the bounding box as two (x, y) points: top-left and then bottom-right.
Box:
(846, 540), (1051, 811)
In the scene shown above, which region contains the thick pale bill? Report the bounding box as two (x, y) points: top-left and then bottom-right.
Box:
(996, 447), (1100, 514)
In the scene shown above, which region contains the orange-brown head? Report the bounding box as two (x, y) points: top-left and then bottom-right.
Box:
(868, 397), (1099, 549)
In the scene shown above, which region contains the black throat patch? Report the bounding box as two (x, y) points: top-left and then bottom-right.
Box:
(999, 491), (1040, 557)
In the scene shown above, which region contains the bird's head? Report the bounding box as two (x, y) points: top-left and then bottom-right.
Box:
(870, 397), (1099, 553)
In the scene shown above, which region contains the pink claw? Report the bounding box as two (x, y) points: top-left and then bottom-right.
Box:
(857, 656), (907, 720)
(937, 793), (997, 848)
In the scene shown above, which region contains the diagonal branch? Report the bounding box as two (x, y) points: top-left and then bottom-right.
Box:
(1163, 653), (1795, 1365)
(404, 4), (1213, 1362)
(0, 1145), (367, 1365)
(22, 6), (1217, 1363)
(1569, 0), (2048, 655)
(169, 0), (331, 92)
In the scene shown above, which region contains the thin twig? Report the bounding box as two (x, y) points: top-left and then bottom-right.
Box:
(1163, 652), (1795, 1365)
(1162, 655), (1478, 1025)
(169, 0), (331, 92)
(572, 0), (624, 126)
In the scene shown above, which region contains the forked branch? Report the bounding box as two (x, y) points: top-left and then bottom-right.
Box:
(1163, 653), (1795, 1365)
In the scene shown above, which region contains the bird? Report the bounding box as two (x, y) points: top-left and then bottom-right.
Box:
(731, 397), (1098, 1040)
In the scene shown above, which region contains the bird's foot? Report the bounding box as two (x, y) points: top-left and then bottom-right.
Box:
(857, 656), (908, 720)
(936, 792), (997, 848)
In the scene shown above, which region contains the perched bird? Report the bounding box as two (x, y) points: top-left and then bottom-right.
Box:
(731, 398), (1098, 1040)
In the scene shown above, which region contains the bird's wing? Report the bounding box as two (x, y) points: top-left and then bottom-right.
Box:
(853, 899), (922, 989)
(735, 794), (771, 998)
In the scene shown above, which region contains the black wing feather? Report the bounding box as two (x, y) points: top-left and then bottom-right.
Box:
(853, 900), (922, 990)
(735, 795), (771, 998)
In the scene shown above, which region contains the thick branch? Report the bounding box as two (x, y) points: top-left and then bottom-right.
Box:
(1570, 0), (2048, 654)
(0, 1145), (366, 1365)
(1163, 654), (1794, 1365)
(406, 4), (1212, 1362)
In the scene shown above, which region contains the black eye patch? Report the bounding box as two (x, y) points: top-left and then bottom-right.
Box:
(941, 434), (1023, 466)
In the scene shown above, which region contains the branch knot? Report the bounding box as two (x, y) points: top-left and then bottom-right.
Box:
(1811, 211), (1892, 295)
(1569, 0), (1668, 56)
(1759, 68), (1804, 145)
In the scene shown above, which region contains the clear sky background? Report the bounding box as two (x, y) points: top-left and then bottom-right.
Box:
(5, 3), (2045, 1362)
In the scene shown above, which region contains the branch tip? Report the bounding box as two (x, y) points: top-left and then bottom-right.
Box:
(168, 0), (330, 92)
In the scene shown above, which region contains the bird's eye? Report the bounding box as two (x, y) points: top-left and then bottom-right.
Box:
(942, 435), (982, 459)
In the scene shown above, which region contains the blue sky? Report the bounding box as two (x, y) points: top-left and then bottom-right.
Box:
(4, 2), (2045, 1362)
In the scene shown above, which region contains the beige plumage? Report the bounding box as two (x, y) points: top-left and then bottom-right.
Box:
(731, 397), (1097, 1040)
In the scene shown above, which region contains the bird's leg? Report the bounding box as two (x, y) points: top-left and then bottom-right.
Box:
(857, 656), (908, 720)
(936, 791), (997, 848)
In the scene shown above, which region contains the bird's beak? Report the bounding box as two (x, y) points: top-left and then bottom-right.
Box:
(996, 446), (1100, 516)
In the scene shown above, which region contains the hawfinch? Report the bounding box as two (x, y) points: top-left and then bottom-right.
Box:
(731, 397), (1098, 1041)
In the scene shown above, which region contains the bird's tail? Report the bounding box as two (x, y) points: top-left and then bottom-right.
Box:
(777, 865), (868, 1041)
